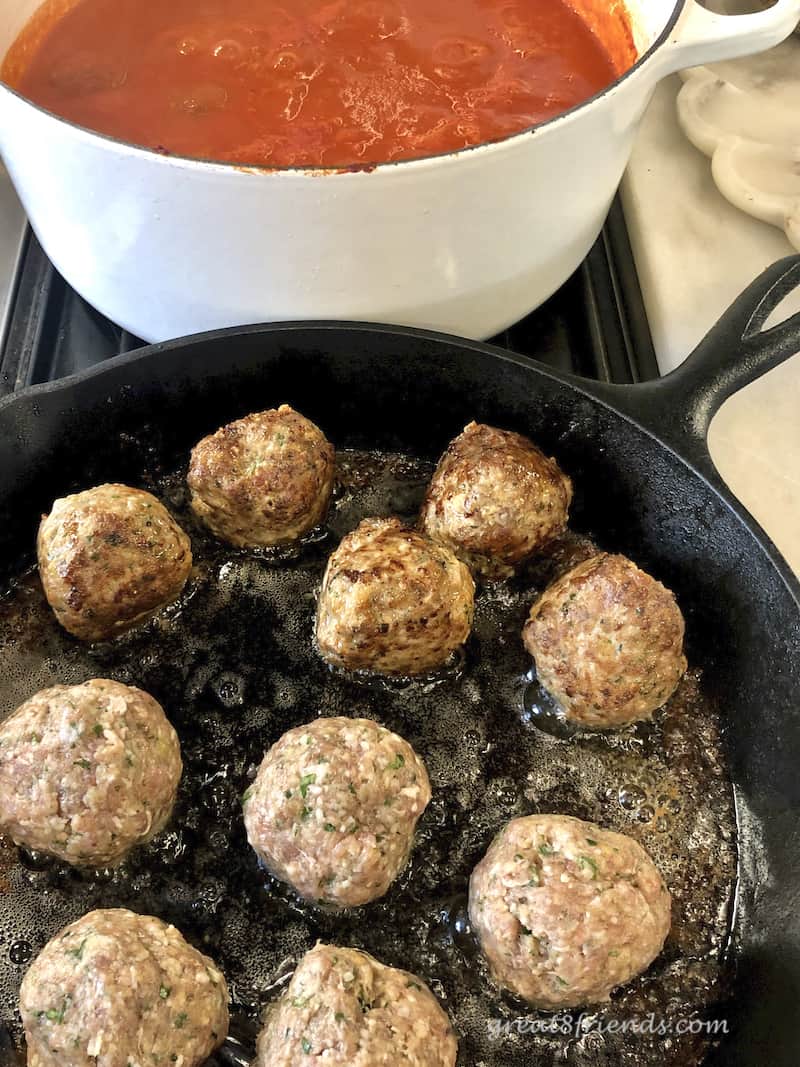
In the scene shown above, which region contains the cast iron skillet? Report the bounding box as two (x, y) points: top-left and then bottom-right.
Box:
(0, 256), (798, 1066)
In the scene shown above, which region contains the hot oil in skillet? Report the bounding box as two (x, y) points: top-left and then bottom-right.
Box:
(0, 449), (736, 1066)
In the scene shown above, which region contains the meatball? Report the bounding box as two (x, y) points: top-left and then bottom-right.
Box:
(244, 717), (431, 907)
(315, 517), (474, 676)
(0, 679), (182, 866)
(20, 908), (228, 1067)
(255, 944), (457, 1067)
(187, 404), (335, 547)
(469, 814), (671, 1009)
(37, 483), (192, 642)
(420, 421), (572, 577)
(522, 552), (687, 728)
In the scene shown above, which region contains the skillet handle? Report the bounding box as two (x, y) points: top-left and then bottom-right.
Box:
(585, 255), (800, 477)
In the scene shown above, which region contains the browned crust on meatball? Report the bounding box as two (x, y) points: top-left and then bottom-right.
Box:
(420, 422), (573, 577)
(315, 517), (475, 676)
(523, 553), (687, 728)
(187, 404), (335, 547)
(37, 484), (192, 642)
(468, 814), (671, 1009)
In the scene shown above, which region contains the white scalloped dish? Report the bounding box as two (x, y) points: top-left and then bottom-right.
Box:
(677, 34), (800, 250)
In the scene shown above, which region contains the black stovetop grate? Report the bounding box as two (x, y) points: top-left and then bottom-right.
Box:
(0, 198), (659, 396)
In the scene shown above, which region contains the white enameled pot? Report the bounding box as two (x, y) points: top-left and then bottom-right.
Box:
(0, 0), (798, 343)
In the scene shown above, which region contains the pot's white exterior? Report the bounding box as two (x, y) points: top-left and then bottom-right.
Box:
(0, 0), (798, 342)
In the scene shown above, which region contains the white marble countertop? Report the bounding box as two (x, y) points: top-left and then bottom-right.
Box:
(622, 76), (800, 578)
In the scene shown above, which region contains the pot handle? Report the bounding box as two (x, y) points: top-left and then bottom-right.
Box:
(653, 0), (800, 75)
(581, 255), (800, 478)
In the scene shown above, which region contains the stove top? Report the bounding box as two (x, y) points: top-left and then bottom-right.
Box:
(0, 198), (658, 397)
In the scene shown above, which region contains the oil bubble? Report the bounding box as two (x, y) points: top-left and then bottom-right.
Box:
(8, 942), (31, 966)
(619, 783), (646, 810)
(521, 675), (577, 740)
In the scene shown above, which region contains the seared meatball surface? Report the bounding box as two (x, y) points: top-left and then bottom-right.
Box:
(420, 421), (572, 577)
(0, 679), (182, 867)
(255, 944), (457, 1067)
(469, 814), (671, 1009)
(188, 404), (335, 547)
(315, 517), (474, 676)
(523, 552), (687, 728)
(37, 484), (192, 642)
(244, 717), (431, 907)
(20, 908), (228, 1067)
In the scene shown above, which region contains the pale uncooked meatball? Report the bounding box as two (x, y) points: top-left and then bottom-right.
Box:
(20, 908), (229, 1067)
(0, 680), (182, 866)
(188, 404), (335, 547)
(523, 552), (687, 728)
(37, 483), (192, 642)
(315, 517), (474, 676)
(469, 814), (671, 1009)
(255, 944), (458, 1067)
(420, 421), (573, 577)
(244, 717), (431, 907)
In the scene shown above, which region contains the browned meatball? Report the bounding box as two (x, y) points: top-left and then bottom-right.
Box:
(255, 944), (458, 1067)
(523, 553), (687, 728)
(315, 517), (475, 676)
(244, 717), (431, 907)
(20, 908), (229, 1067)
(468, 814), (671, 1009)
(187, 404), (335, 547)
(0, 680), (182, 866)
(37, 484), (192, 642)
(420, 421), (572, 577)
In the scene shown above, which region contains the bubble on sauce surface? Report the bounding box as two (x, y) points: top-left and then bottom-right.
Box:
(432, 36), (494, 66)
(48, 56), (127, 96)
(0, 449), (736, 1065)
(176, 36), (199, 55)
(171, 83), (229, 113)
(212, 38), (247, 61)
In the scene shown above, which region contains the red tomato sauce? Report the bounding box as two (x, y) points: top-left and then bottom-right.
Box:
(2, 0), (636, 168)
